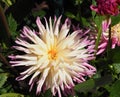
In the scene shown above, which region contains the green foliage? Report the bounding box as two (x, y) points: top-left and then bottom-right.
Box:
(106, 80), (120, 97)
(7, 14), (18, 39)
(32, 10), (46, 18)
(91, 0), (96, 18)
(75, 0), (83, 5)
(94, 15), (104, 29)
(65, 12), (76, 19)
(1, 0), (15, 6)
(0, 62), (13, 94)
(43, 89), (52, 97)
(74, 79), (95, 93)
(111, 14), (120, 26)
(111, 47), (120, 74)
(0, 73), (8, 88)
(0, 63), (4, 72)
(0, 93), (24, 97)
(112, 63), (120, 74)
(81, 17), (91, 27)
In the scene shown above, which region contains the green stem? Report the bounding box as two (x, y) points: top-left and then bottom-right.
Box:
(108, 24), (111, 50)
(107, 22), (111, 59)
(95, 23), (102, 54)
(0, 5), (11, 45)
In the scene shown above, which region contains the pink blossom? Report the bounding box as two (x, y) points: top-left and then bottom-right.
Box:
(97, 18), (120, 54)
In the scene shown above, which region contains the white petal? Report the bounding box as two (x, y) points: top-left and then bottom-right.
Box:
(36, 67), (50, 93)
(36, 17), (46, 35)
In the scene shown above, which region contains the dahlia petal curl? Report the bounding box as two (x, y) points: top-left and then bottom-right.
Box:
(9, 16), (96, 97)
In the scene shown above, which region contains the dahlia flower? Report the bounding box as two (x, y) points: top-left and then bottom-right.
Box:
(90, 0), (119, 16)
(97, 18), (120, 54)
(9, 16), (96, 97)
(111, 22), (120, 47)
(97, 18), (111, 55)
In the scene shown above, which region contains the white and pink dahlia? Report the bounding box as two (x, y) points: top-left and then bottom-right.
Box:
(9, 16), (96, 97)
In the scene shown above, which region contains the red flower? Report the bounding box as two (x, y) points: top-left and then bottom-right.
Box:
(91, 0), (119, 16)
(117, 0), (120, 5)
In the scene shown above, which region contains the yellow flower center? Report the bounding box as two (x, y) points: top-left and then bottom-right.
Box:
(117, 27), (120, 33)
(112, 23), (120, 38)
(48, 49), (57, 60)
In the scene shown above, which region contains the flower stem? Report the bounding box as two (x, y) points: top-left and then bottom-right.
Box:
(107, 23), (111, 59)
(108, 24), (111, 50)
(0, 5), (11, 46)
(95, 23), (102, 54)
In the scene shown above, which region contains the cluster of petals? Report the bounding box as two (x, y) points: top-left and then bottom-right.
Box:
(9, 16), (96, 97)
(97, 18), (120, 54)
(90, 0), (119, 16)
(96, 18), (111, 55)
(111, 22), (120, 47)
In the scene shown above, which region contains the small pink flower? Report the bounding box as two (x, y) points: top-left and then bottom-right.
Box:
(91, 0), (119, 16)
(97, 18), (120, 54)
(9, 16), (96, 97)
(97, 18), (111, 55)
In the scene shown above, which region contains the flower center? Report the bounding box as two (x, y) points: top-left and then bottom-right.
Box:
(48, 49), (57, 60)
(112, 24), (120, 36)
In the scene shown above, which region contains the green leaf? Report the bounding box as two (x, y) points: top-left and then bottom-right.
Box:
(74, 79), (95, 93)
(91, 0), (96, 18)
(0, 62), (4, 72)
(113, 63), (120, 74)
(111, 47), (120, 74)
(65, 12), (76, 19)
(94, 15), (103, 29)
(0, 73), (8, 88)
(112, 47), (120, 63)
(81, 17), (90, 27)
(0, 93), (24, 97)
(0, 62), (3, 67)
(32, 10), (46, 18)
(109, 80), (120, 97)
(0, 84), (13, 94)
(7, 14), (18, 39)
(44, 89), (52, 97)
(94, 75), (112, 87)
(75, 0), (83, 5)
(111, 14), (120, 26)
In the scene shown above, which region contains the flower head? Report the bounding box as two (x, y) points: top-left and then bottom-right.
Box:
(90, 0), (119, 16)
(111, 23), (120, 47)
(96, 18), (111, 55)
(9, 16), (96, 97)
(97, 19), (120, 54)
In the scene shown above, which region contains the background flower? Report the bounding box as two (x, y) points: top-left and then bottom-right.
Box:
(111, 23), (120, 47)
(9, 16), (96, 97)
(97, 19), (120, 54)
(90, 0), (119, 16)
(96, 18), (111, 55)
